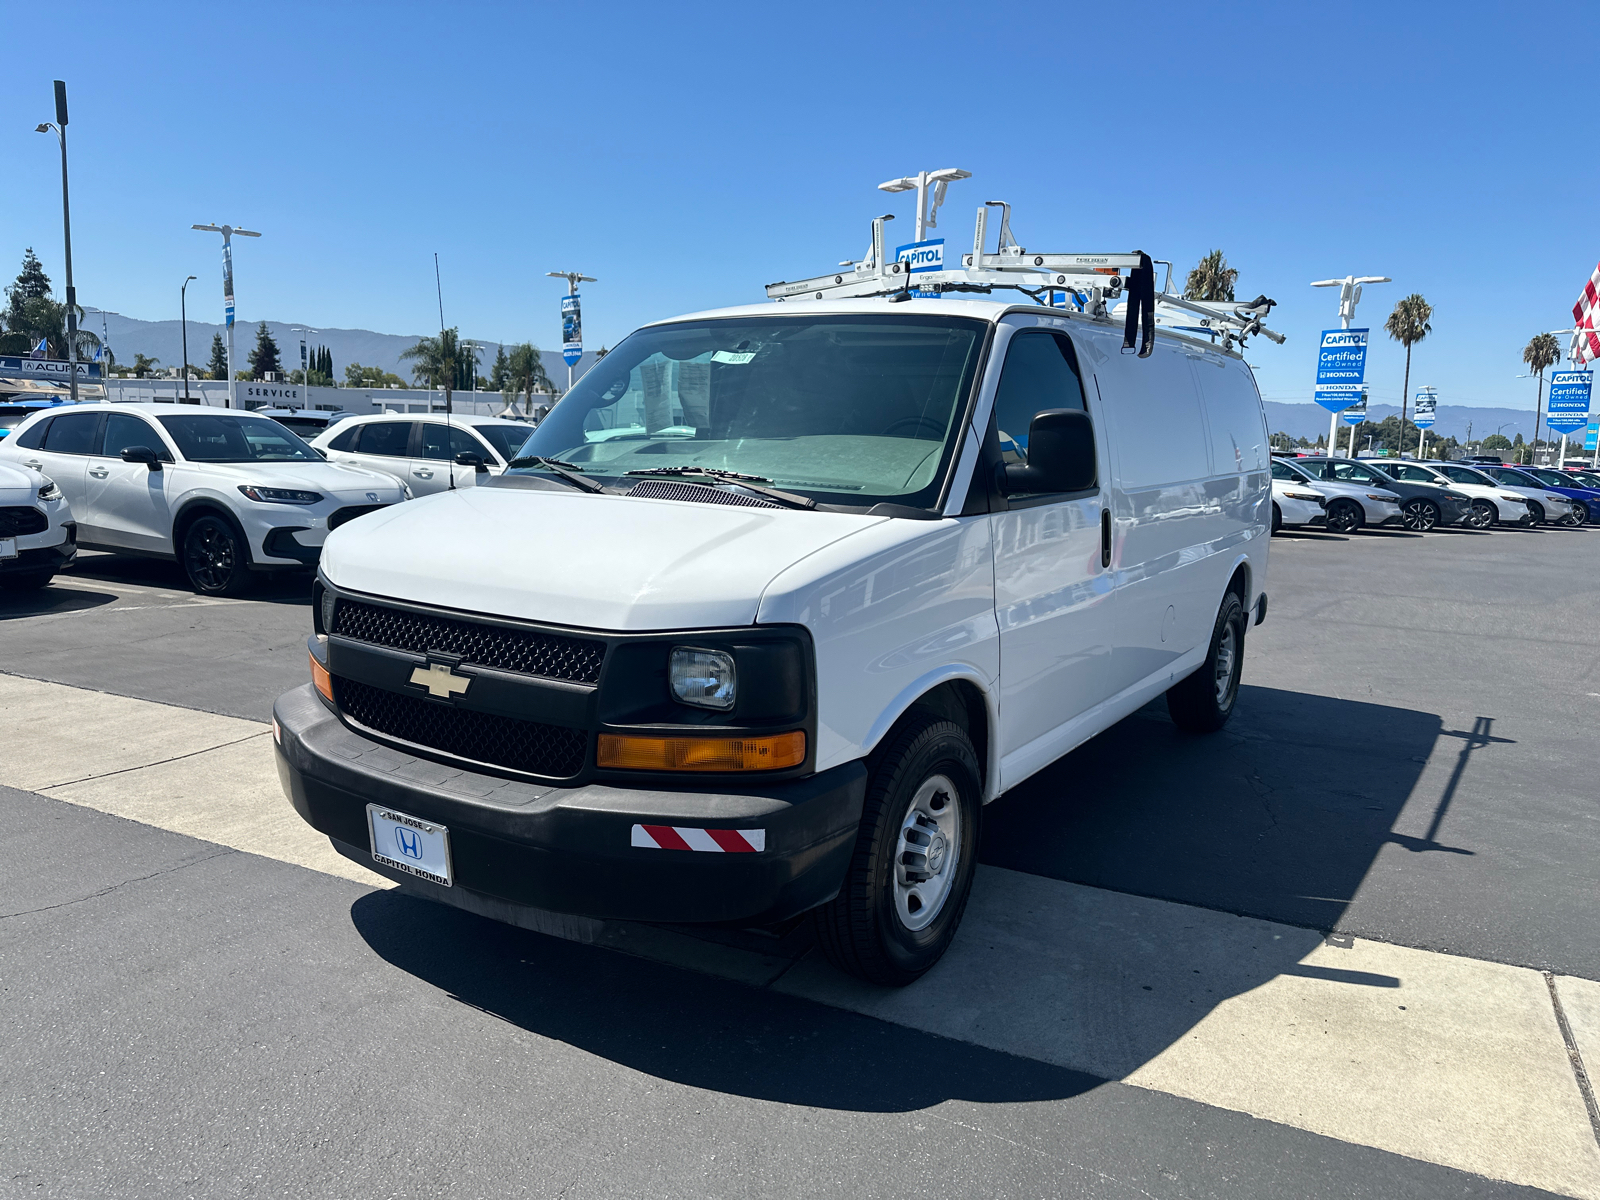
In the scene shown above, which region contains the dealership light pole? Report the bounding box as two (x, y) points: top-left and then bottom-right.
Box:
(291, 325), (318, 403)
(1311, 274), (1390, 454)
(547, 271), (595, 394)
(180, 276), (197, 401)
(35, 81), (79, 404)
(191, 223), (261, 409)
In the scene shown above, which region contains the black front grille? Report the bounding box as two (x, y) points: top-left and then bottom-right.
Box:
(0, 507), (48, 537)
(332, 599), (605, 684)
(328, 504), (390, 531)
(337, 677), (587, 778)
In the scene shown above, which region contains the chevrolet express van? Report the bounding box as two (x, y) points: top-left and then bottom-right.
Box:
(274, 297), (1270, 985)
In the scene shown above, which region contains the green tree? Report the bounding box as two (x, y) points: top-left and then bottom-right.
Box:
(503, 343), (551, 416)
(249, 322), (281, 379)
(1184, 250), (1237, 303)
(344, 362), (407, 389)
(207, 332), (228, 380)
(489, 345), (510, 393)
(4, 248), (52, 332)
(130, 353), (160, 379)
(1521, 331), (1561, 463)
(318, 345), (333, 379)
(400, 328), (465, 407)
(1385, 294), (1433, 456)
(1481, 433), (1512, 452)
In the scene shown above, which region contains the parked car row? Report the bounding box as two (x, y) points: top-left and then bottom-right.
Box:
(0, 405), (542, 595)
(1269, 453), (1598, 535)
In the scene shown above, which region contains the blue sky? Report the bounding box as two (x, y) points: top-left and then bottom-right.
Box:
(2, 1), (1594, 423)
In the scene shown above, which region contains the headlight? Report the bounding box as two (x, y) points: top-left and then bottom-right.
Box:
(1282, 490), (1321, 501)
(237, 485), (324, 504)
(1365, 492), (1395, 502)
(36, 479), (60, 502)
(1500, 494), (1524, 503)
(669, 647), (736, 710)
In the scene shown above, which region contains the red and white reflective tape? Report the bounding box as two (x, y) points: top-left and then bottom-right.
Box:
(630, 824), (765, 853)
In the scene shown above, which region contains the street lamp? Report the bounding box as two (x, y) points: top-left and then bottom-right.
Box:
(291, 326), (318, 402)
(877, 167), (972, 242)
(35, 81), (80, 404)
(1311, 274), (1390, 457)
(191, 223), (261, 409)
(180, 276), (197, 401)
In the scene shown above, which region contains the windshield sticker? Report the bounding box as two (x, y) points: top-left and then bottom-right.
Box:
(711, 350), (756, 365)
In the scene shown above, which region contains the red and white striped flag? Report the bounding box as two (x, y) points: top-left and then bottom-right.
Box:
(1572, 261), (1600, 365)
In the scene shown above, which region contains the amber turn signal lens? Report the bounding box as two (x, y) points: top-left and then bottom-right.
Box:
(310, 652), (333, 702)
(597, 730), (805, 772)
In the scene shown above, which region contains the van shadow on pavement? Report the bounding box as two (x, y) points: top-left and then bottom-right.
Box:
(350, 683), (1449, 1109)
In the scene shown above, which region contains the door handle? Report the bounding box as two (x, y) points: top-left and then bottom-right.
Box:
(414, 468), (433, 478)
(1100, 507), (1112, 568)
(23, 460), (42, 470)
(89, 467), (110, 478)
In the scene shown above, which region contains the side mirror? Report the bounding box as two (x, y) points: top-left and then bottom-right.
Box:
(121, 445), (162, 472)
(1000, 409), (1096, 495)
(454, 451), (489, 474)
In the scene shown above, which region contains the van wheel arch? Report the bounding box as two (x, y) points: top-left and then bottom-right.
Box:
(874, 680), (991, 801)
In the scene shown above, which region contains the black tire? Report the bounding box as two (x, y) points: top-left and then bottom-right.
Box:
(1469, 501), (1496, 530)
(1527, 500), (1546, 526)
(813, 715), (981, 987)
(1271, 502), (1283, 533)
(181, 514), (253, 596)
(1167, 591), (1246, 734)
(1326, 499), (1362, 534)
(1400, 498), (1439, 532)
(0, 570), (55, 591)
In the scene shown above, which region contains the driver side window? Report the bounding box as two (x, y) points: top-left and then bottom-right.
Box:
(1331, 463), (1376, 483)
(992, 331), (1086, 469)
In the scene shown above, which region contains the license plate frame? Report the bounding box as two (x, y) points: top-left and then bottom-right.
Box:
(367, 804), (453, 887)
(0, 538), (16, 560)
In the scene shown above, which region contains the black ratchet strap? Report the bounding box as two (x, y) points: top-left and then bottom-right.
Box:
(1122, 252), (1156, 358)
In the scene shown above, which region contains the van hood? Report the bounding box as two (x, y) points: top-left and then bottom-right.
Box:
(320, 486), (888, 631)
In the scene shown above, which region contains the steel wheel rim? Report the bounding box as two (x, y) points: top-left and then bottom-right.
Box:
(1214, 622), (1238, 707)
(893, 773), (961, 933)
(187, 523), (235, 590)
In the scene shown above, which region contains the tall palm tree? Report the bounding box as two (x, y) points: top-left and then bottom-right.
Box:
(1385, 294), (1432, 456)
(504, 343), (551, 417)
(400, 327), (462, 409)
(1184, 250), (1237, 302)
(1521, 332), (1561, 465)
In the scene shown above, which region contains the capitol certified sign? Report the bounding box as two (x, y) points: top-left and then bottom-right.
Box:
(1413, 389), (1438, 429)
(561, 293), (582, 367)
(1546, 371), (1593, 434)
(896, 238), (945, 299)
(1314, 328), (1369, 412)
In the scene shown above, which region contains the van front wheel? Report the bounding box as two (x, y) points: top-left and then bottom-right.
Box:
(813, 715), (981, 986)
(1167, 592), (1246, 733)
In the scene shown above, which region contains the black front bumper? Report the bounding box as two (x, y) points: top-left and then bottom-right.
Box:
(273, 684), (866, 925)
(0, 526), (75, 575)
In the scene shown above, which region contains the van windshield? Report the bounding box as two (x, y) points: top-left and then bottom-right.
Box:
(509, 314), (986, 508)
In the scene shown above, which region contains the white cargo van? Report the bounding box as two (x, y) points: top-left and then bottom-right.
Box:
(274, 198), (1277, 985)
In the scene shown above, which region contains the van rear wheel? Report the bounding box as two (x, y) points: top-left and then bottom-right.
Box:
(813, 715), (980, 987)
(1167, 591), (1246, 734)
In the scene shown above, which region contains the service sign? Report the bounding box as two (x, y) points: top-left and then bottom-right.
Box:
(1545, 371), (1593, 434)
(561, 293), (582, 367)
(1314, 328), (1369, 411)
(1413, 390), (1438, 429)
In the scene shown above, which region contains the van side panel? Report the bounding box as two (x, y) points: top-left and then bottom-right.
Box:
(1191, 350), (1271, 609)
(1094, 337), (1216, 681)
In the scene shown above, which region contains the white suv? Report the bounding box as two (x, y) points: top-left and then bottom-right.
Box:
(311, 414), (532, 496)
(0, 460), (75, 590)
(274, 296), (1274, 986)
(0, 404), (406, 595)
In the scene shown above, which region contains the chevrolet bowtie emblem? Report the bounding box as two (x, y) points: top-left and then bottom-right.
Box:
(410, 662), (471, 699)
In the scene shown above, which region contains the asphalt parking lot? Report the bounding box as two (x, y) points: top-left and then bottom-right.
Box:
(4, 525), (1600, 1199)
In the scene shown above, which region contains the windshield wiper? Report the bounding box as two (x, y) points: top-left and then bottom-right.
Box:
(506, 456), (606, 493)
(623, 465), (816, 510)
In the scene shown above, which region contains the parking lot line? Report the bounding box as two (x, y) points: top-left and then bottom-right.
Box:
(4, 669), (1597, 1196)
